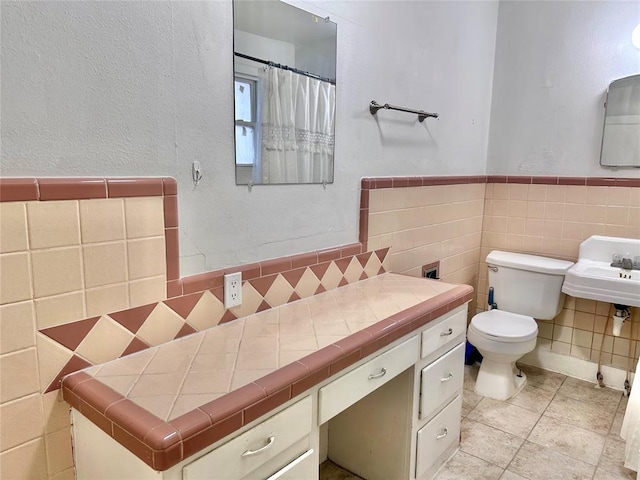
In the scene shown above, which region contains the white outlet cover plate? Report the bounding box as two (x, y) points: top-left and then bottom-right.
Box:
(224, 272), (242, 309)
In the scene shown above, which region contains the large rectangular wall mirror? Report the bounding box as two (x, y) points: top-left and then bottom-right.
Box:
(600, 74), (640, 168)
(233, 0), (337, 185)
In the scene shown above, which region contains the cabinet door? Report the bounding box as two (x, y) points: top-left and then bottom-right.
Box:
(419, 342), (464, 420)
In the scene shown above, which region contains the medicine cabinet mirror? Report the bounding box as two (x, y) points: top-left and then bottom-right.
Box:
(600, 74), (640, 168)
(233, 0), (337, 185)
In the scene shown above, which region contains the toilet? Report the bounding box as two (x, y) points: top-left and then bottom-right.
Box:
(467, 250), (574, 400)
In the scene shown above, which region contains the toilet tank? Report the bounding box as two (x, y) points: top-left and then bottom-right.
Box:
(486, 251), (574, 320)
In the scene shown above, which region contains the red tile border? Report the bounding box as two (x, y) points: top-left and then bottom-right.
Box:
(0, 178), (39, 201)
(163, 196), (178, 228)
(360, 175), (640, 190)
(106, 178), (164, 198)
(39, 178), (107, 200)
(162, 177), (178, 196)
(60, 281), (473, 471)
(586, 178), (617, 187)
(243, 387), (291, 424)
(616, 178), (640, 187)
(164, 227), (180, 281)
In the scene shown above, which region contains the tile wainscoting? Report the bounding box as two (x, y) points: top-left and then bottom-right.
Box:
(360, 175), (640, 377)
(0, 174), (638, 479)
(0, 177), (388, 480)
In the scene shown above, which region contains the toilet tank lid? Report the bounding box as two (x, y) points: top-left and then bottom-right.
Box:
(487, 250), (574, 275)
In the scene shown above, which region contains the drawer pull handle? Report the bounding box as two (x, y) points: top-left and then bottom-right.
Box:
(436, 428), (448, 440)
(368, 368), (387, 380)
(440, 373), (454, 382)
(440, 328), (453, 337)
(241, 436), (275, 457)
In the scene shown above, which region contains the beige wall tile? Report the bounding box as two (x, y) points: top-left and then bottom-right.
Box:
(45, 428), (73, 476)
(613, 337), (633, 357)
(551, 341), (571, 355)
(35, 334), (72, 392)
(574, 311), (595, 331)
(553, 325), (573, 343)
(0, 253), (32, 305)
(135, 303), (183, 347)
(0, 437), (47, 480)
(82, 242), (127, 288)
(34, 291), (85, 330)
(127, 237), (166, 280)
(537, 321), (553, 340)
(0, 301), (35, 354)
(606, 206), (628, 225)
(586, 186), (608, 205)
(546, 185), (566, 203)
(570, 344), (591, 360)
(0, 348), (40, 403)
(528, 185), (546, 202)
(79, 198), (125, 244)
(563, 203), (586, 222)
(607, 187), (631, 206)
(572, 329), (593, 349)
(75, 316), (133, 364)
(52, 467), (75, 480)
(27, 201), (79, 250)
(85, 283), (129, 318)
(129, 276), (166, 308)
(0, 394), (43, 451)
(41, 391), (71, 435)
(0, 203), (28, 253)
(565, 185), (587, 204)
(31, 247), (82, 298)
(124, 197), (165, 239)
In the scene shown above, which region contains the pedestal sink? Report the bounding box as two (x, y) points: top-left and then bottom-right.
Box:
(562, 236), (640, 308)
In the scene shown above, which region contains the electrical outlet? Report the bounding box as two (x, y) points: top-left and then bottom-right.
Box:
(224, 272), (242, 308)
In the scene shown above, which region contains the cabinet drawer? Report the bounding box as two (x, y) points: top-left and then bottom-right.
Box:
(419, 342), (464, 420)
(264, 449), (315, 480)
(183, 396), (312, 480)
(415, 395), (462, 479)
(421, 308), (466, 359)
(318, 335), (419, 424)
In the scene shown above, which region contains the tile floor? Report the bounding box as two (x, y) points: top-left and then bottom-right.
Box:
(434, 363), (635, 480)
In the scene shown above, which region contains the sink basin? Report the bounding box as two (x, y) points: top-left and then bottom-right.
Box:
(562, 236), (640, 308)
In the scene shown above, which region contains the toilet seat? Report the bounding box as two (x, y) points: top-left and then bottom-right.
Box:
(469, 310), (537, 343)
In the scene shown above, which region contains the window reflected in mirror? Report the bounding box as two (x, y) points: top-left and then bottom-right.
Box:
(233, 0), (337, 185)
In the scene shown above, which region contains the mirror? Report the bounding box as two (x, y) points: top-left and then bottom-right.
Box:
(233, 0), (337, 185)
(600, 74), (640, 167)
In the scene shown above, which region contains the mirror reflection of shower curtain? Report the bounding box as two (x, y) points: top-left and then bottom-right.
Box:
(260, 67), (335, 184)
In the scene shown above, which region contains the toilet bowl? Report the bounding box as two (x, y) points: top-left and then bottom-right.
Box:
(467, 310), (538, 399)
(468, 250), (574, 400)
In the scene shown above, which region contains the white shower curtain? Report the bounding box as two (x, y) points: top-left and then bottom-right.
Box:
(260, 67), (335, 184)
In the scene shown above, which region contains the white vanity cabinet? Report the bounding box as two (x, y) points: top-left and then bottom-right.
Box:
(70, 303), (469, 480)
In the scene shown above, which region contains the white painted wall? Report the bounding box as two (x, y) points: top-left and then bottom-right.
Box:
(487, 0), (640, 177)
(0, 1), (498, 274)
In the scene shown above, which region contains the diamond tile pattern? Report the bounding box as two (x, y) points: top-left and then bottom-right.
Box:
(80, 273), (449, 421)
(42, 248), (388, 390)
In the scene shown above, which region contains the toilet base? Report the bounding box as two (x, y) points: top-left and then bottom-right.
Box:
(474, 360), (527, 400)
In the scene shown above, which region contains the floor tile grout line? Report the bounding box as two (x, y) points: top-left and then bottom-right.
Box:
(463, 366), (634, 480)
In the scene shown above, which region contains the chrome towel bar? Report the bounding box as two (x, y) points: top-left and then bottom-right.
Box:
(369, 100), (439, 122)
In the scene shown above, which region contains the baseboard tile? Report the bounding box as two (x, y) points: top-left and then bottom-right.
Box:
(520, 347), (635, 392)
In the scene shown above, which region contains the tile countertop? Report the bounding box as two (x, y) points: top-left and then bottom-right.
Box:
(62, 273), (473, 471)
